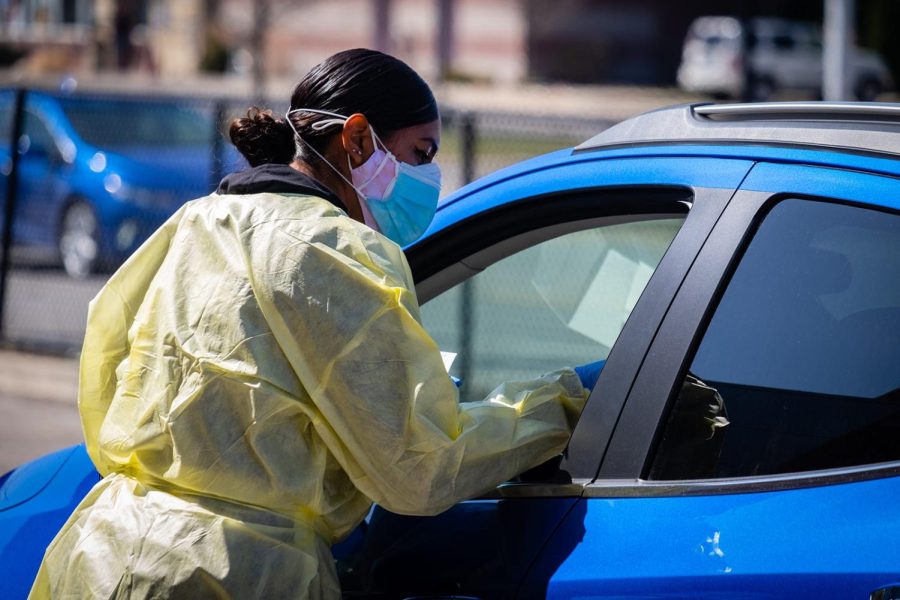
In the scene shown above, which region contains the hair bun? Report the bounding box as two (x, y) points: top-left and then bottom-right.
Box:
(228, 107), (296, 166)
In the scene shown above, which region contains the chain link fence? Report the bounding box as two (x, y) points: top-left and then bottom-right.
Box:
(0, 87), (611, 355)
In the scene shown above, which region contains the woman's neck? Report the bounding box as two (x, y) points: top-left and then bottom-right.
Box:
(290, 159), (363, 222)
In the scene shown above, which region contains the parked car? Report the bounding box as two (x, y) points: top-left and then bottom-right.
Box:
(2, 101), (900, 599)
(0, 90), (243, 277)
(677, 16), (893, 101)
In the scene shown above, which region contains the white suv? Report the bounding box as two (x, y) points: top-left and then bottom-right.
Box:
(677, 16), (892, 101)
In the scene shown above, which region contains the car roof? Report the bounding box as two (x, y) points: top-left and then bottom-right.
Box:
(429, 101), (900, 242)
(576, 102), (900, 160)
(442, 101), (900, 213)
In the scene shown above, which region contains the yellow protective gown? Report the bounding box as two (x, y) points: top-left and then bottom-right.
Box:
(30, 191), (587, 599)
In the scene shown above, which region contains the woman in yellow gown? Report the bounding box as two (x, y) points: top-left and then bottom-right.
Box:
(31, 49), (587, 599)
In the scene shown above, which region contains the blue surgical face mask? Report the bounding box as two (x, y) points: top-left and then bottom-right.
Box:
(286, 108), (442, 247)
(362, 158), (441, 247)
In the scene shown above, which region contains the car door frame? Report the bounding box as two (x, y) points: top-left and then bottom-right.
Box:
(406, 153), (755, 487)
(15, 104), (69, 252)
(593, 158), (900, 491)
(524, 158), (900, 600)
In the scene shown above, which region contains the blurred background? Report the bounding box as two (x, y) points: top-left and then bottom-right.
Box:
(0, 0), (897, 469)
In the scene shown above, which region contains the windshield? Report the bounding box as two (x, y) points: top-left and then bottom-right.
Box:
(59, 97), (214, 148)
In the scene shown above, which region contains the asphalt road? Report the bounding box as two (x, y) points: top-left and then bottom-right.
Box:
(0, 349), (81, 473)
(0, 270), (96, 473)
(3, 268), (105, 352)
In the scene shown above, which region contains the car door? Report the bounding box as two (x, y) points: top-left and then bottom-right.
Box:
(14, 104), (70, 256)
(336, 151), (752, 598)
(531, 161), (900, 598)
(0, 90), (15, 243)
(0, 95), (55, 259)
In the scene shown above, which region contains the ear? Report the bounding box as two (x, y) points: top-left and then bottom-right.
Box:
(342, 113), (374, 168)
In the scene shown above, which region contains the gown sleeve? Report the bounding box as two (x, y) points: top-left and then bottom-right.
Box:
(79, 205), (188, 472)
(254, 215), (588, 516)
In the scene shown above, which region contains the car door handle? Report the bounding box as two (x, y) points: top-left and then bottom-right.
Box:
(871, 585), (900, 600)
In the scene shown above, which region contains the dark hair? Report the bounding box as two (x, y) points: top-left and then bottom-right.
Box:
(229, 49), (438, 166)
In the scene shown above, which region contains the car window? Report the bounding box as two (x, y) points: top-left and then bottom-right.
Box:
(649, 199), (900, 480)
(0, 98), (11, 149)
(20, 110), (60, 159)
(773, 34), (795, 52)
(793, 23), (821, 49)
(421, 216), (686, 400)
(58, 97), (212, 149)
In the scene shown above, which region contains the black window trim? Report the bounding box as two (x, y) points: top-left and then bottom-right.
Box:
(562, 185), (736, 481)
(407, 185), (693, 283)
(599, 181), (900, 493)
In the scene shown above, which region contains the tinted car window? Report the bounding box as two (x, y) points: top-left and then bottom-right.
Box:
(21, 110), (60, 158)
(650, 199), (900, 480)
(421, 216), (685, 400)
(0, 99), (11, 148)
(58, 97), (212, 148)
(773, 34), (795, 51)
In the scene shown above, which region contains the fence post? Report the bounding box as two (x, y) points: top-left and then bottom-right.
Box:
(457, 112), (477, 396)
(461, 111), (476, 185)
(0, 88), (26, 341)
(210, 100), (227, 191)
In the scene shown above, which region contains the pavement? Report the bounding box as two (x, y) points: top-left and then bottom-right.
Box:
(0, 349), (82, 473)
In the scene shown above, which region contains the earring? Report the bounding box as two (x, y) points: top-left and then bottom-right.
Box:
(354, 149), (362, 156)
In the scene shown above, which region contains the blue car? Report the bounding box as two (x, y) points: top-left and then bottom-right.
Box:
(0, 90), (243, 277)
(2, 101), (900, 599)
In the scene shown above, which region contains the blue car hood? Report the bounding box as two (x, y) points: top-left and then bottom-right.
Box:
(0, 447), (78, 512)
